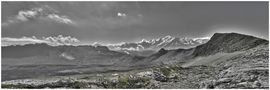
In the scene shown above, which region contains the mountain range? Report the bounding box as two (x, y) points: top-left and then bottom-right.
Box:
(107, 35), (210, 51)
(105, 35), (209, 56)
(2, 33), (267, 67)
(134, 33), (268, 66)
(2, 35), (209, 56)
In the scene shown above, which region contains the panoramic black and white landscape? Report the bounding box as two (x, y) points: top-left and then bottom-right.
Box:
(1, 1), (269, 89)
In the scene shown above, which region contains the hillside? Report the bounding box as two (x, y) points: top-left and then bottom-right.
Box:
(192, 33), (268, 56)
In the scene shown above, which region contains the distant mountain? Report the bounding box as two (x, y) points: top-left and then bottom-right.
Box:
(2, 33), (268, 65)
(4, 33), (265, 66)
(106, 35), (209, 56)
(107, 35), (209, 51)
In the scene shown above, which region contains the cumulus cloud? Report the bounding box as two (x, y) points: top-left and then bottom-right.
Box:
(92, 42), (103, 47)
(2, 36), (48, 46)
(2, 35), (80, 46)
(47, 14), (73, 24)
(2, 5), (75, 26)
(42, 35), (80, 45)
(117, 12), (127, 17)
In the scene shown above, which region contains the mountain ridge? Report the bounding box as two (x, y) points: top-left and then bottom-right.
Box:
(192, 32), (269, 56)
(136, 32), (269, 66)
(105, 35), (209, 56)
(107, 35), (210, 51)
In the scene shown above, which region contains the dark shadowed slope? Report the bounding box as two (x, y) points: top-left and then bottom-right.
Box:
(192, 33), (268, 57)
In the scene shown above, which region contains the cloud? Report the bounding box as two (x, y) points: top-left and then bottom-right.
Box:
(42, 35), (80, 45)
(137, 14), (143, 17)
(2, 35), (80, 46)
(2, 5), (75, 26)
(2, 36), (48, 44)
(117, 12), (127, 17)
(47, 14), (73, 24)
(192, 37), (211, 40)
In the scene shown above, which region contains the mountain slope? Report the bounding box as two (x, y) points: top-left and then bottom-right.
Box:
(192, 33), (269, 56)
(138, 33), (268, 66)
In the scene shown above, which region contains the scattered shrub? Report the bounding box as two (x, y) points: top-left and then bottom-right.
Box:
(160, 67), (171, 77)
(117, 75), (129, 88)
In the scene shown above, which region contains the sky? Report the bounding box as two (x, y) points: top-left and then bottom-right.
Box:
(2, 2), (269, 45)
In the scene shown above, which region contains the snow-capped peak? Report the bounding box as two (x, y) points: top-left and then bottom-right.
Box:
(107, 35), (210, 51)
